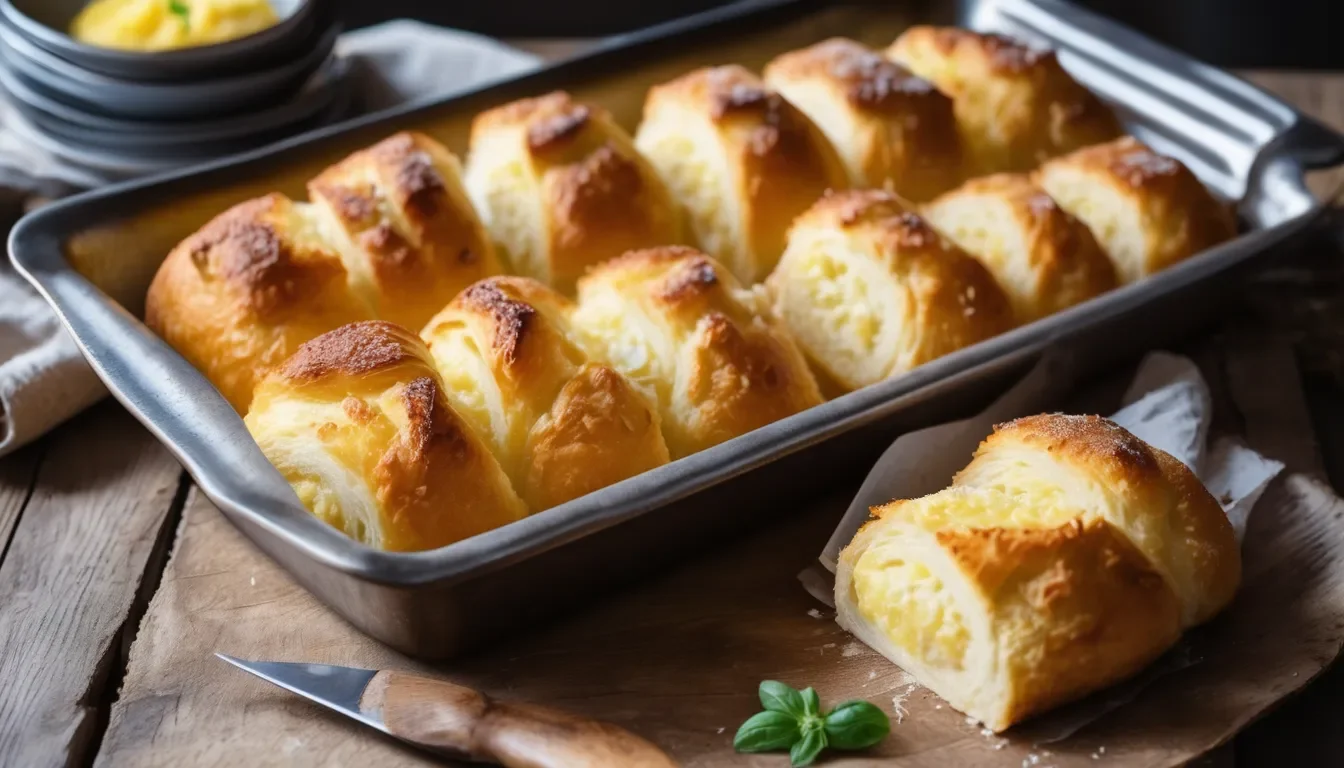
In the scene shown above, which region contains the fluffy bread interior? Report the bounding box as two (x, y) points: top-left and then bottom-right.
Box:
(921, 192), (1034, 318)
(569, 278), (678, 422)
(249, 396), (387, 546)
(634, 122), (741, 282)
(1037, 165), (1146, 283)
(465, 133), (549, 281)
(769, 230), (905, 391)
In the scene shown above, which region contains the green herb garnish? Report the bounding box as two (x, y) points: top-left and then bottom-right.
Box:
(168, 0), (190, 30)
(733, 680), (890, 766)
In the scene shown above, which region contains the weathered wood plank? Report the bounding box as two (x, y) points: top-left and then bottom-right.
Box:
(95, 486), (464, 768)
(0, 403), (184, 768)
(0, 438), (43, 567)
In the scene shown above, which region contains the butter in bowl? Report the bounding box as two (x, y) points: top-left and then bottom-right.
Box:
(0, 0), (347, 173)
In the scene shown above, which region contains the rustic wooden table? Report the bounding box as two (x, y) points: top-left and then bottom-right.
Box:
(0, 73), (1341, 767)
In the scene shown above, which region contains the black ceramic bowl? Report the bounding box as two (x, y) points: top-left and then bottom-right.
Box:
(0, 17), (340, 120)
(0, 54), (348, 148)
(0, 0), (323, 81)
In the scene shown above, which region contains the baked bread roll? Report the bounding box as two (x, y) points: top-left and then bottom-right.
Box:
(245, 321), (528, 552)
(308, 131), (502, 330)
(1035, 137), (1238, 283)
(835, 414), (1239, 731)
(922, 173), (1117, 323)
(572, 246), (822, 459)
(763, 38), (964, 202)
(634, 66), (850, 284)
(887, 26), (1122, 174)
(464, 92), (683, 294)
(145, 193), (376, 412)
(421, 276), (670, 511)
(766, 190), (1013, 394)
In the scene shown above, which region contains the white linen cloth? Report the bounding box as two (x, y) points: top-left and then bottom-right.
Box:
(0, 21), (540, 456)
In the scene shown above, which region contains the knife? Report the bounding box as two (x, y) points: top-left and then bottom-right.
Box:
(216, 654), (677, 767)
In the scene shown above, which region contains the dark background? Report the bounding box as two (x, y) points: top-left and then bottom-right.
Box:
(333, 0), (1342, 69)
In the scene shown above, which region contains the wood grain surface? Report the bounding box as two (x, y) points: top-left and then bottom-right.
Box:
(0, 404), (185, 767)
(0, 69), (1338, 768)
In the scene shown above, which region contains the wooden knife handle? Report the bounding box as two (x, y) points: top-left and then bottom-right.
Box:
(359, 670), (677, 768)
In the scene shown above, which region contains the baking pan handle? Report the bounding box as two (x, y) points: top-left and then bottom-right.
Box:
(7, 236), (359, 565)
(969, 0), (1341, 202)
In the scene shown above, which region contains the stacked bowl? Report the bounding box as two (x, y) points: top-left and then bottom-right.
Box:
(0, 0), (346, 176)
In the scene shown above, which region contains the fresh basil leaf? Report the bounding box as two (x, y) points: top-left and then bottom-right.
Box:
(800, 686), (821, 717)
(759, 680), (806, 716)
(733, 710), (801, 753)
(823, 700), (891, 749)
(789, 726), (827, 767)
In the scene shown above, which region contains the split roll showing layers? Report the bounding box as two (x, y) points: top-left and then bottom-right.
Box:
(634, 65), (850, 284)
(763, 37), (965, 202)
(887, 26), (1123, 175)
(766, 189), (1013, 395)
(464, 92), (684, 294)
(244, 322), (528, 552)
(146, 132), (501, 413)
(835, 414), (1240, 731)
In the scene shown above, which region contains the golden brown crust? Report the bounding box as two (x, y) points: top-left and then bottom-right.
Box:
(1035, 137), (1237, 281)
(960, 413), (1241, 625)
(308, 131), (501, 330)
(278, 320), (425, 383)
(574, 246), (822, 458)
(145, 194), (375, 412)
(635, 66), (849, 283)
(923, 173), (1117, 322)
(246, 321), (527, 552)
(887, 26), (1122, 174)
(764, 38), (964, 200)
(466, 91), (682, 293)
(938, 516), (1182, 726)
(770, 189), (1014, 391)
(422, 276), (669, 511)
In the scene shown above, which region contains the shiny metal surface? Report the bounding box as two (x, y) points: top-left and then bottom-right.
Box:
(9, 0), (1344, 658)
(215, 655), (385, 732)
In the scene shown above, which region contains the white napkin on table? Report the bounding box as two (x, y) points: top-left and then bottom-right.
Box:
(0, 21), (541, 456)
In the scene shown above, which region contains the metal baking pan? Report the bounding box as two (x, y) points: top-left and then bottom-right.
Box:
(10, 0), (1344, 657)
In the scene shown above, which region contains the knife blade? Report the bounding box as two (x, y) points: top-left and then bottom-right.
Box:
(216, 654), (677, 767)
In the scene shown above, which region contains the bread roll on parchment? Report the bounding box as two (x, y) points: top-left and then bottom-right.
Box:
(764, 37), (964, 201)
(835, 414), (1240, 732)
(887, 26), (1122, 174)
(245, 321), (527, 552)
(634, 65), (849, 284)
(465, 92), (683, 294)
(421, 276), (670, 511)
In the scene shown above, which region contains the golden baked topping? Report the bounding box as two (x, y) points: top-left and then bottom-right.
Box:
(989, 413), (1162, 478)
(526, 103), (593, 152)
(455, 279), (539, 365)
(655, 254), (720, 304)
(279, 321), (419, 382)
